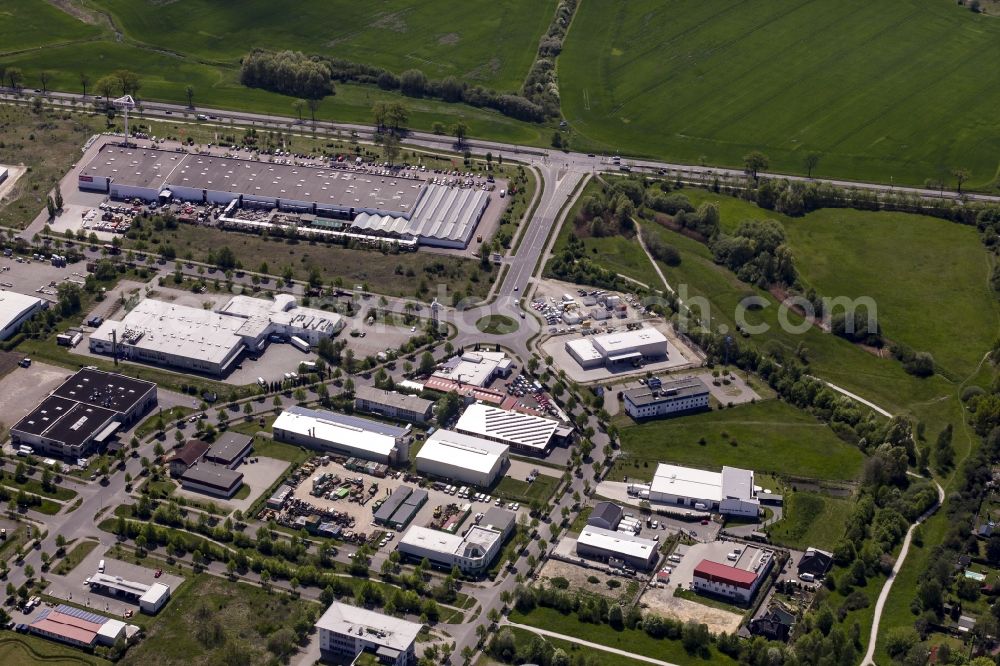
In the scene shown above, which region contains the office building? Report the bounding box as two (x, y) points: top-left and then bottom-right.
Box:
(623, 377), (710, 419)
(398, 508), (515, 575)
(693, 548), (774, 604)
(427, 350), (513, 388)
(11, 368), (156, 459)
(647, 463), (760, 518)
(415, 429), (509, 487)
(316, 602), (421, 665)
(272, 406), (411, 464)
(354, 385), (434, 424)
(575, 526), (659, 571)
(178, 463), (244, 498)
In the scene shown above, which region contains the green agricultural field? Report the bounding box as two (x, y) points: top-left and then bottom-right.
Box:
(678, 188), (1000, 379)
(0, 633), (110, 666)
(766, 491), (854, 551)
(560, 0), (1000, 188)
(615, 399), (865, 482)
(0, 0), (100, 53)
(90, 0), (554, 90)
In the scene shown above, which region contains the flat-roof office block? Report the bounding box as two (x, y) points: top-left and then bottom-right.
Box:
(316, 602), (421, 666)
(623, 376), (710, 419)
(273, 406), (410, 464)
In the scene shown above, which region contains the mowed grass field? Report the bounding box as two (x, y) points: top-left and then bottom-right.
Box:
(615, 399), (865, 481)
(90, 0), (554, 90)
(679, 188), (1000, 379)
(560, 0), (1000, 188)
(767, 491), (854, 551)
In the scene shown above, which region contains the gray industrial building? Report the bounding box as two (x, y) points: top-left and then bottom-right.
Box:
(586, 502), (624, 531)
(11, 368), (157, 459)
(623, 376), (710, 419)
(373, 486), (428, 530)
(79, 144), (492, 249)
(353, 386), (434, 424)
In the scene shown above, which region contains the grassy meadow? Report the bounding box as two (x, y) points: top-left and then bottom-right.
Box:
(614, 399), (866, 482)
(560, 0), (1000, 188)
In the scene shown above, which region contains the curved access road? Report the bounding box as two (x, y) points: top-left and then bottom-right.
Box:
(861, 476), (945, 665)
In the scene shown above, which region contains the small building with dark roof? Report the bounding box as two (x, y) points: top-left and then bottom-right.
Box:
(169, 439), (210, 477)
(179, 463), (244, 498)
(797, 547), (834, 577)
(749, 605), (796, 641)
(203, 432), (253, 468)
(587, 501), (624, 531)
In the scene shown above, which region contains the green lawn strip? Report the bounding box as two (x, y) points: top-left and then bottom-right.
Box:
(134, 407), (196, 440)
(495, 475), (559, 504)
(0, 632), (111, 666)
(766, 491), (855, 551)
(615, 399), (864, 482)
(1, 476), (78, 502)
(560, 0), (1000, 189)
(0, 523), (31, 560)
(249, 438), (309, 465)
(119, 573), (319, 666)
(509, 606), (736, 664)
(232, 484), (251, 501)
(476, 315), (519, 335)
(568, 506), (593, 533)
(52, 539), (100, 576)
(483, 625), (654, 666)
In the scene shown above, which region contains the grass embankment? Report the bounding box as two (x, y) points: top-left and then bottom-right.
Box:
(0, 633), (110, 666)
(560, 0), (1000, 189)
(765, 491), (855, 551)
(615, 399), (865, 482)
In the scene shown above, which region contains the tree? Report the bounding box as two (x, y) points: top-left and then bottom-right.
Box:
(114, 69), (140, 96)
(953, 167), (971, 194)
(8, 68), (24, 91)
(185, 85), (195, 109)
(39, 70), (52, 93)
(382, 132), (400, 164)
(292, 99), (305, 121)
(452, 120), (468, 147)
(804, 151), (821, 177)
(399, 69), (427, 97)
(935, 423), (954, 472)
(306, 97), (321, 123)
(96, 75), (116, 104)
(80, 72), (91, 97)
(743, 150), (769, 180)
(432, 121), (445, 135)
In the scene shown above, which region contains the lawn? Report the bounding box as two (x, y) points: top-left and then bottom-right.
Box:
(615, 399), (865, 482)
(0, 633), (110, 666)
(481, 625), (654, 666)
(52, 539), (99, 576)
(560, 0), (1000, 189)
(495, 475), (559, 505)
(766, 491), (855, 551)
(250, 437), (310, 465)
(1, 475), (78, 502)
(476, 315), (519, 335)
(120, 574), (319, 666)
(509, 606), (736, 664)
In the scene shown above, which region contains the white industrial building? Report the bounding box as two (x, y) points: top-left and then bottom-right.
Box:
(623, 376), (710, 419)
(89, 294), (342, 376)
(79, 144), (493, 249)
(566, 326), (669, 370)
(354, 385), (434, 424)
(647, 463), (760, 518)
(0, 291), (46, 341)
(430, 350), (513, 387)
(398, 508), (515, 575)
(88, 573), (171, 614)
(575, 526), (659, 570)
(455, 402), (560, 453)
(415, 429), (509, 487)
(272, 406), (410, 464)
(316, 602), (421, 666)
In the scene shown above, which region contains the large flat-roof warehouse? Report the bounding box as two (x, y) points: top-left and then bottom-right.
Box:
(79, 144), (493, 248)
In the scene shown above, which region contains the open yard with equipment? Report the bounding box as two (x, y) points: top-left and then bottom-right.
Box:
(615, 399), (865, 482)
(560, 0), (1000, 188)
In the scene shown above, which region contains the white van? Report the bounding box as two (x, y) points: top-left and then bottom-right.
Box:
(799, 572), (815, 583)
(98, 559), (105, 573)
(667, 554), (682, 563)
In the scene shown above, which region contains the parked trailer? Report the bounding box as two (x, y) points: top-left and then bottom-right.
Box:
(290, 335), (310, 352)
